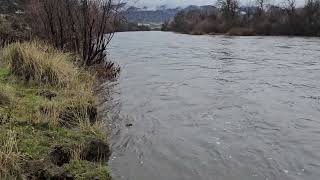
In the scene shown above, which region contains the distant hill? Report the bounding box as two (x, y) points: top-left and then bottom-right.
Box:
(124, 5), (218, 24)
(124, 7), (181, 23)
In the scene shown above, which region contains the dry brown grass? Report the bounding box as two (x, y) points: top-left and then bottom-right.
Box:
(2, 41), (78, 88)
(0, 130), (23, 177)
(1, 41), (101, 129)
(0, 85), (15, 107)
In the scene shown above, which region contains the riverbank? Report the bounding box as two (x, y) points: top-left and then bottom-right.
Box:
(0, 42), (112, 179)
(164, 29), (320, 37)
(168, 28), (254, 36)
(186, 27), (256, 36)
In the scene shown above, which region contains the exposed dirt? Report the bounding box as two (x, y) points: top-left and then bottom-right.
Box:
(81, 139), (111, 162)
(37, 90), (57, 100)
(50, 146), (71, 167)
(23, 160), (74, 180)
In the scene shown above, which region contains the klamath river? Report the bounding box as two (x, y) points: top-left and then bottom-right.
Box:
(104, 31), (320, 180)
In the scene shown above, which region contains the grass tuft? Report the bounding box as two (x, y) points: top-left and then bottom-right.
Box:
(0, 130), (23, 177)
(2, 41), (78, 88)
(0, 84), (15, 107)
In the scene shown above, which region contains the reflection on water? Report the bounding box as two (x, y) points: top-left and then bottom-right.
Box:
(104, 32), (320, 180)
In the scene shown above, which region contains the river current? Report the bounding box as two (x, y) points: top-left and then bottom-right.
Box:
(104, 32), (320, 180)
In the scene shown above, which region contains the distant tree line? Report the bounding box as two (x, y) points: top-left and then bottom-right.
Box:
(115, 21), (151, 32)
(162, 0), (320, 36)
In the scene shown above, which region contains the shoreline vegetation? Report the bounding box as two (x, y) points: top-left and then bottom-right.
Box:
(0, 0), (121, 179)
(161, 0), (320, 37)
(0, 41), (112, 179)
(116, 22), (151, 32)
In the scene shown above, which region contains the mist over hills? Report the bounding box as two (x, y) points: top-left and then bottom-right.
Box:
(124, 5), (218, 24)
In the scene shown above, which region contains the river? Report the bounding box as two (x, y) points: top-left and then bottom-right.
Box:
(105, 31), (320, 180)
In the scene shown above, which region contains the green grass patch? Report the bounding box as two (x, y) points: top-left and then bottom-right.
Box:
(3, 123), (101, 159)
(65, 160), (112, 180)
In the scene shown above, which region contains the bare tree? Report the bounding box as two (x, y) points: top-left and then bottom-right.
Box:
(303, 0), (320, 35)
(304, 0), (320, 21)
(256, 0), (269, 15)
(28, 0), (121, 69)
(217, 0), (239, 23)
(283, 0), (296, 15)
(243, 0), (255, 20)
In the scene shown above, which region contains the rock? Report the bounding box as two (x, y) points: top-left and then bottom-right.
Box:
(23, 160), (74, 180)
(50, 146), (71, 166)
(87, 106), (98, 124)
(37, 90), (57, 100)
(125, 123), (133, 127)
(81, 139), (111, 162)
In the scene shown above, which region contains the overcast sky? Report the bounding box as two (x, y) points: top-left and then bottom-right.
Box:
(127, 0), (305, 8)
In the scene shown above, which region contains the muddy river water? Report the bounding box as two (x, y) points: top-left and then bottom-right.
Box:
(105, 32), (320, 180)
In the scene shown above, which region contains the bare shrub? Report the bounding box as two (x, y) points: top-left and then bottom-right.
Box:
(27, 0), (121, 78)
(227, 27), (256, 36)
(193, 18), (224, 34)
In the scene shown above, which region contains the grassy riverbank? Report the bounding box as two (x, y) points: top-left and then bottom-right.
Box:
(0, 42), (112, 179)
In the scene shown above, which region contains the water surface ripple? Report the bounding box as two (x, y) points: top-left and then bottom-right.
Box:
(106, 32), (320, 180)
